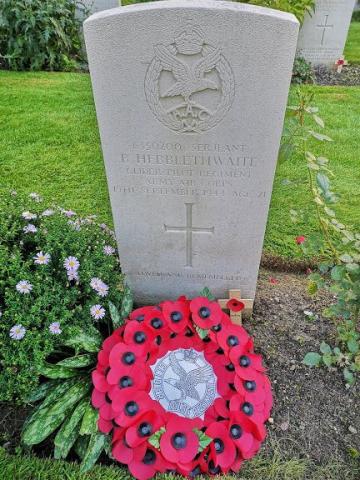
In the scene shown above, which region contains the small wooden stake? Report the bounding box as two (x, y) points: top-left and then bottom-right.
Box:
(218, 289), (254, 325)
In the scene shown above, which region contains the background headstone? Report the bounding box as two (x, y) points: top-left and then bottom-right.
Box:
(78, 0), (120, 17)
(84, 0), (299, 304)
(297, 0), (356, 65)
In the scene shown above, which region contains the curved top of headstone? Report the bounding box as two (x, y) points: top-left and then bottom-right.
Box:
(84, 0), (299, 26)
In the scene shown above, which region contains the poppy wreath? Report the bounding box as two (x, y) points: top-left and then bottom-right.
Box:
(91, 295), (273, 480)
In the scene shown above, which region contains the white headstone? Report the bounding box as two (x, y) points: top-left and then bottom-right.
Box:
(84, 0), (298, 304)
(79, 0), (120, 16)
(297, 0), (356, 65)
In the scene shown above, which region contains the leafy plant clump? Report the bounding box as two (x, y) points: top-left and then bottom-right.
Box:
(239, 0), (315, 23)
(21, 294), (132, 472)
(292, 57), (315, 85)
(280, 90), (360, 387)
(0, 0), (87, 71)
(0, 190), (124, 403)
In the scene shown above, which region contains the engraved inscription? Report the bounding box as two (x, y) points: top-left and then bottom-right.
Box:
(150, 348), (218, 419)
(164, 203), (214, 267)
(145, 20), (235, 133)
(316, 14), (334, 46)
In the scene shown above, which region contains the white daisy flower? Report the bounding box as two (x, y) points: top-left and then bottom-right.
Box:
(23, 224), (37, 234)
(22, 211), (37, 220)
(96, 281), (109, 297)
(64, 256), (80, 271)
(34, 251), (51, 265)
(16, 280), (33, 294)
(42, 209), (55, 217)
(90, 304), (106, 320)
(103, 245), (115, 256)
(10, 324), (26, 340)
(29, 192), (42, 202)
(49, 322), (62, 334)
(67, 268), (79, 281)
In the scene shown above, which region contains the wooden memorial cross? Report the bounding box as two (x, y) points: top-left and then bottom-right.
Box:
(218, 289), (254, 325)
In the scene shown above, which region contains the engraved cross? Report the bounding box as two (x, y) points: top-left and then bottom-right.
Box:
(164, 203), (214, 267)
(316, 14), (334, 46)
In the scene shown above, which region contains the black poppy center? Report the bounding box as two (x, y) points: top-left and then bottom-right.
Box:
(214, 438), (224, 454)
(216, 347), (224, 355)
(122, 351), (135, 365)
(134, 331), (146, 344)
(105, 393), (111, 404)
(136, 314), (145, 322)
(242, 402), (254, 416)
(226, 363), (235, 371)
(170, 311), (183, 323)
(171, 432), (187, 450)
(138, 422), (152, 437)
(244, 380), (256, 391)
(211, 324), (222, 332)
(125, 401), (139, 416)
(208, 460), (221, 475)
(230, 424), (243, 439)
(143, 449), (156, 465)
(119, 376), (133, 388)
(239, 355), (251, 367)
(227, 335), (239, 347)
(151, 317), (163, 329)
(199, 306), (211, 319)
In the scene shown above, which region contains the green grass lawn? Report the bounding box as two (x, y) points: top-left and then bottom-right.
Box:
(1, 71), (359, 259)
(345, 22), (360, 64)
(1, 446), (358, 480)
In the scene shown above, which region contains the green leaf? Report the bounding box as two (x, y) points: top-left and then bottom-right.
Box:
(38, 363), (79, 379)
(57, 354), (95, 369)
(343, 230), (355, 241)
(199, 287), (215, 301)
(24, 380), (60, 404)
(194, 428), (213, 452)
(22, 380), (90, 446)
(74, 435), (90, 460)
(316, 156), (329, 165)
(64, 326), (102, 353)
(80, 404), (99, 436)
(278, 142), (295, 164)
(331, 265), (346, 281)
(80, 432), (107, 473)
(120, 285), (133, 320)
(313, 114), (324, 128)
(339, 254), (353, 264)
(54, 398), (89, 459)
(316, 173), (330, 193)
(109, 301), (122, 329)
(320, 342), (331, 354)
(322, 353), (333, 367)
(148, 427), (166, 450)
(303, 352), (321, 367)
(309, 130), (333, 142)
(347, 339), (359, 354)
(324, 207), (335, 217)
(343, 368), (355, 386)
(307, 280), (318, 295)
(346, 263), (360, 274)
(195, 325), (208, 339)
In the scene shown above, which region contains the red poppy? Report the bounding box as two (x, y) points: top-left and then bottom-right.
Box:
(91, 388), (116, 421)
(229, 346), (265, 380)
(98, 416), (113, 434)
(91, 365), (110, 393)
(227, 413), (257, 459)
(129, 446), (170, 480)
(160, 417), (200, 464)
(107, 364), (150, 392)
(112, 388), (158, 428)
(206, 421), (237, 470)
(190, 297), (223, 329)
(130, 306), (158, 323)
(162, 300), (190, 333)
(203, 338), (229, 366)
(226, 299), (245, 312)
(126, 410), (166, 447)
(113, 428), (144, 464)
(268, 276), (279, 285)
(295, 235), (306, 245)
(229, 394), (267, 441)
(123, 321), (157, 351)
(215, 324), (250, 354)
(212, 361), (235, 396)
(108, 342), (147, 371)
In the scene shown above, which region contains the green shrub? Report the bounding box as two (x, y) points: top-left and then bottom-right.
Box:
(292, 56), (314, 84)
(240, 0), (315, 23)
(0, 0), (86, 71)
(0, 190), (124, 403)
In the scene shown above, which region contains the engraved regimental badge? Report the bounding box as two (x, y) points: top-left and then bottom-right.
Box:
(145, 21), (235, 134)
(150, 348), (218, 419)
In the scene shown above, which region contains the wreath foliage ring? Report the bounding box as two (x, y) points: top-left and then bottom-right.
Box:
(91, 295), (272, 479)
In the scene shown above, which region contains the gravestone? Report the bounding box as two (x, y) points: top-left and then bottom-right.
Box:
(84, 0), (298, 304)
(297, 0), (356, 65)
